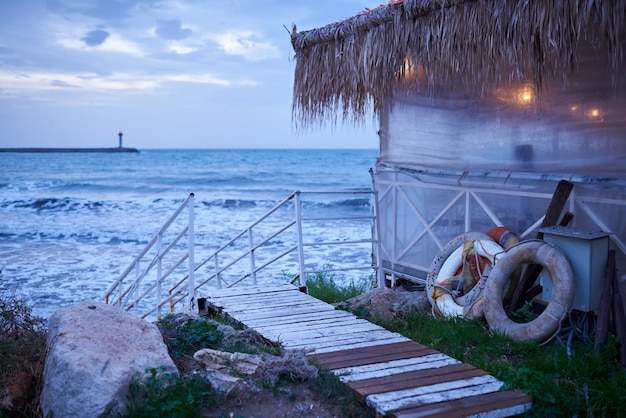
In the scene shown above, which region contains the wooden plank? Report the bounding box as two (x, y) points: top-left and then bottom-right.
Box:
(310, 345), (439, 370)
(285, 334), (411, 354)
(208, 291), (315, 307)
(308, 340), (426, 364)
(392, 390), (532, 418)
(352, 367), (488, 400)
(226, 304), (337, 321)
(212, 291), (327, 309)
(305, 335), (413, 354)
(256, 325), (383, 343)
(251, 315), (369, 333)
(348, 363), (478, 392)
(242, 309), (355, 327)
(278, 326), (404, 345)
(255, 320), (381, 339)
(366, 376), (503, 416)
(281, 329), (407, 350)
(222, 297), (331, 312)
(335, 354), (462, 383)
(308, 341), (433, 369)
(204, 283), (298, 298)
(224, 300), (327, 315)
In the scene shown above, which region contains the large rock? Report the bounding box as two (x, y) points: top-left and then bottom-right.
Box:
(40, 301), (178, 418)
(337, 285), (430, 322)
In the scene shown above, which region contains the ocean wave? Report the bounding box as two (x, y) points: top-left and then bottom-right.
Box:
(0, 196), (195, 213)
(4, 197), (108, 212)
(304, 198), (371, 212)
(194, 197), (371, 214)
(4, 230), (146, 246)
(201, 199), (271, 210)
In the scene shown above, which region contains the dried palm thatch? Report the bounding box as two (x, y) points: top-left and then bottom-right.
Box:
(291, 0), (625, 129)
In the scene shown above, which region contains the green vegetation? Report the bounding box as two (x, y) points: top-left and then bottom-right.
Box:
(0, 285), (47, 418)
(157, 314), (224, 358)
(124, 367), (218, 418)
(305, 270), (370, 304)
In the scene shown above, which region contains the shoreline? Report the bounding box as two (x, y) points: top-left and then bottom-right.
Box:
(0, 147), (139, 153)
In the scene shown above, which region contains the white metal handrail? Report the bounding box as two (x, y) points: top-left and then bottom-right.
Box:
(182, 189), (381, 297)
(107, 190), (381, 319)
(104, 193), (195, 319)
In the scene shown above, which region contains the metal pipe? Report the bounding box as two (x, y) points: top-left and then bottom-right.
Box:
(372, 189), (385, 288)
(248, 227), (257, 285)
(157, 234), (162, 319)
(104, 193), (194, 298)
(188, 193), (195, 312)
(294, 191), (306, 288)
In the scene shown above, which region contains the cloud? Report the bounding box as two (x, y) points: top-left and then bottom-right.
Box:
(46, 0), (138, 21)
(211, 30), (280, 61)
(155, 19), (192, 40)
(0, 70), (257, 95)
(50, 79), (79, 88)
(57, 32), (145, 57)
(166, 43), (199, 55)
(81, 29), (110, 46)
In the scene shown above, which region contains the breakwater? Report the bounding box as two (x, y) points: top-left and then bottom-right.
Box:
(0, 147), (139, 153)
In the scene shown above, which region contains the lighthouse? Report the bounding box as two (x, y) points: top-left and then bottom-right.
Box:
(118, 131), (123, 148)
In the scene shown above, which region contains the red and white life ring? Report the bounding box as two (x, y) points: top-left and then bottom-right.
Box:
(486, 226), (520, 250)
(484, 241), (574, 343)
(427, 232), (505, 320)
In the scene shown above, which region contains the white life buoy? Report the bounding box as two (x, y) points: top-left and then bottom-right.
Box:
(484, 241), (574, 343)
(427, 232), (504, 320)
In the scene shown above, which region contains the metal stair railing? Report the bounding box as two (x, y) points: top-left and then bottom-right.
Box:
(106, 190), (381, 319)
(171, 189), (382, 307)
(104, 193), (195, 319)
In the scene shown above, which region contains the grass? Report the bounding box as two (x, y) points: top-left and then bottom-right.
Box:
(305, 270), (371, 304)
(124, 367), (219, 418)
(157, 314), (224, 358)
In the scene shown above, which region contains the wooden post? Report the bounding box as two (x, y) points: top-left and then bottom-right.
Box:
(612, 254), (626, 366)
(594, 250), (615, 351)
(508, 180), (573, 312)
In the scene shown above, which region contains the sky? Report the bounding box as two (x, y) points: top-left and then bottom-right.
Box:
(0, 0), (380, 149)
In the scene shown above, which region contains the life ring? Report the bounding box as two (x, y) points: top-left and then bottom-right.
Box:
(486, 226), (519, 250)
(486, 226), (521, 301)
(427, 233), (504, 319)
(483, 241), (574, 343)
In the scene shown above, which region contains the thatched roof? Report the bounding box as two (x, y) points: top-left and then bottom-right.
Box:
(290, 0), (625, 128)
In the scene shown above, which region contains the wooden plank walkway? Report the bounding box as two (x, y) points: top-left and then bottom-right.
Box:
(204, 283), (532, 417)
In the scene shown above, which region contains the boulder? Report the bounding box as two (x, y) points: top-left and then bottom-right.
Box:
(197, 369), (245, 396)
(337, 285), (430, 322)
(40, 301), (178, 418)
(193, 348), (266, 395)
(194, 348), (266, 377)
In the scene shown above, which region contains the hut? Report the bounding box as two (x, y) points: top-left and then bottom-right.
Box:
(291, 1), (626, 300)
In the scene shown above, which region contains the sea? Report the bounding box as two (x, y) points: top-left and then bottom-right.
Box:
(0, 149), (378, 320)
